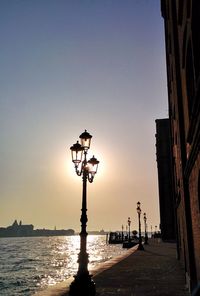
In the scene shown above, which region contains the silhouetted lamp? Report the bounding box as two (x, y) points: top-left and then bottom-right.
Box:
(79, 129), (92, 150)
(69, 130), (99, 296)
(70, 141), (83, 166)
(137, 201), (144, 250)
(87, 156), (99, 178)
(143, 212), (148, 245)
(122, 224), (124, 242)
(128, 217), (131, 242)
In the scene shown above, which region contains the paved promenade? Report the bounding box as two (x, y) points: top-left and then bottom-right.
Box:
(94, 239), (189, 296)
(35, 239), (190, 296)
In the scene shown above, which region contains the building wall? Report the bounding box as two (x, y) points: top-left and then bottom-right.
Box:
(155, 118), (176, 241)
(189, 154), (200, 280)
(161, 0), (200, 292)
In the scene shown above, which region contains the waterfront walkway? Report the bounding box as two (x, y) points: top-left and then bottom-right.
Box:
(35, 239), (189, 296)
(94, 239), (189, 296)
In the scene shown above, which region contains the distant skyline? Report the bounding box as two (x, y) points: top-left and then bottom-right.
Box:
(0, 0), (168, 232)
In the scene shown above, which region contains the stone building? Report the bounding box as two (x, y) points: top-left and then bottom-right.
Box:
(161, 0), (200, 293)
(0, 220), (34, 237)
(155, 118), (176, 241)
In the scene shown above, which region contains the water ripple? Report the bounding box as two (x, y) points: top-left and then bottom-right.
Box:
(0, 235), (126, 295)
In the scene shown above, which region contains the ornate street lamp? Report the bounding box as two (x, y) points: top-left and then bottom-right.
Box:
(136, 202), (144, 250)
(143, 213), (148, 245)
(69, 130), (99, 296)
(128, 217), (131, 242)
(122, 224), (124, 242)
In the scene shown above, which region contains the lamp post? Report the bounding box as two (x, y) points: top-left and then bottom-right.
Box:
(137, 202), (144, 250)
(128, 217), (131, 242)
(122, 224), (124, 242)
(143, 213), (148, 245)
(69, 130), (99, 296)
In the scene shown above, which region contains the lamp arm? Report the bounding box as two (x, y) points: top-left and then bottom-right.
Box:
(75, 169), (82, 177)
(74, 162), (83, 176)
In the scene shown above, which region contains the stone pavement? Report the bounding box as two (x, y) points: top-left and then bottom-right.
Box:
(35, 239), (190, 296)
(94, 239), (189, 296)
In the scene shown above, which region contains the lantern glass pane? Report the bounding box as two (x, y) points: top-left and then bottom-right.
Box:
(81, 137), (91, 149)
(72, 149), (82, 163)
(79, 130), (92, 149)
(92, 163), (98, 174)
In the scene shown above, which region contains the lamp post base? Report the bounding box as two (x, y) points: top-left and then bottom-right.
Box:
(69, 274), (96, 296)
(137, 243), (144, 250)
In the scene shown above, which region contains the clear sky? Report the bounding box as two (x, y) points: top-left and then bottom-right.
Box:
(0, 0), (168, 232)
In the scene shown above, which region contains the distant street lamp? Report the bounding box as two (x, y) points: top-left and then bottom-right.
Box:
(137, 202), (144, 250)
(122, 224), (124, 242)
(143, 213), (148, 245)
(128, 217), (131, 242)
(69, 130), (99, 296)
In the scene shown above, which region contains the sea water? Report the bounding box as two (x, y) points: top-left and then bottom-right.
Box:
(0, 235), (126, 295)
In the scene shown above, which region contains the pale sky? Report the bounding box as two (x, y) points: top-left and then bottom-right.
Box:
(0, 0), (168, 232)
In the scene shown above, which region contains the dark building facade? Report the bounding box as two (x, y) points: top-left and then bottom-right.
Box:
(161, 0), (200, 293)
(155, 118), (176, 241)
(0, 220), (75, 237)
(0, 220), (34, 237)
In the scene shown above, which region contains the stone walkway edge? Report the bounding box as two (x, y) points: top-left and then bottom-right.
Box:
(33, 244), (139, 296)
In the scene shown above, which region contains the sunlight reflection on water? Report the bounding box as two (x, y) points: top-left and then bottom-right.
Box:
(0, 235), (127, 296)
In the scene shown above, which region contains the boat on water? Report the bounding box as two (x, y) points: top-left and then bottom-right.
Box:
(122, 240), (138, 248)
(108, 231), (139, 248)
(108, 232), (123, 244)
